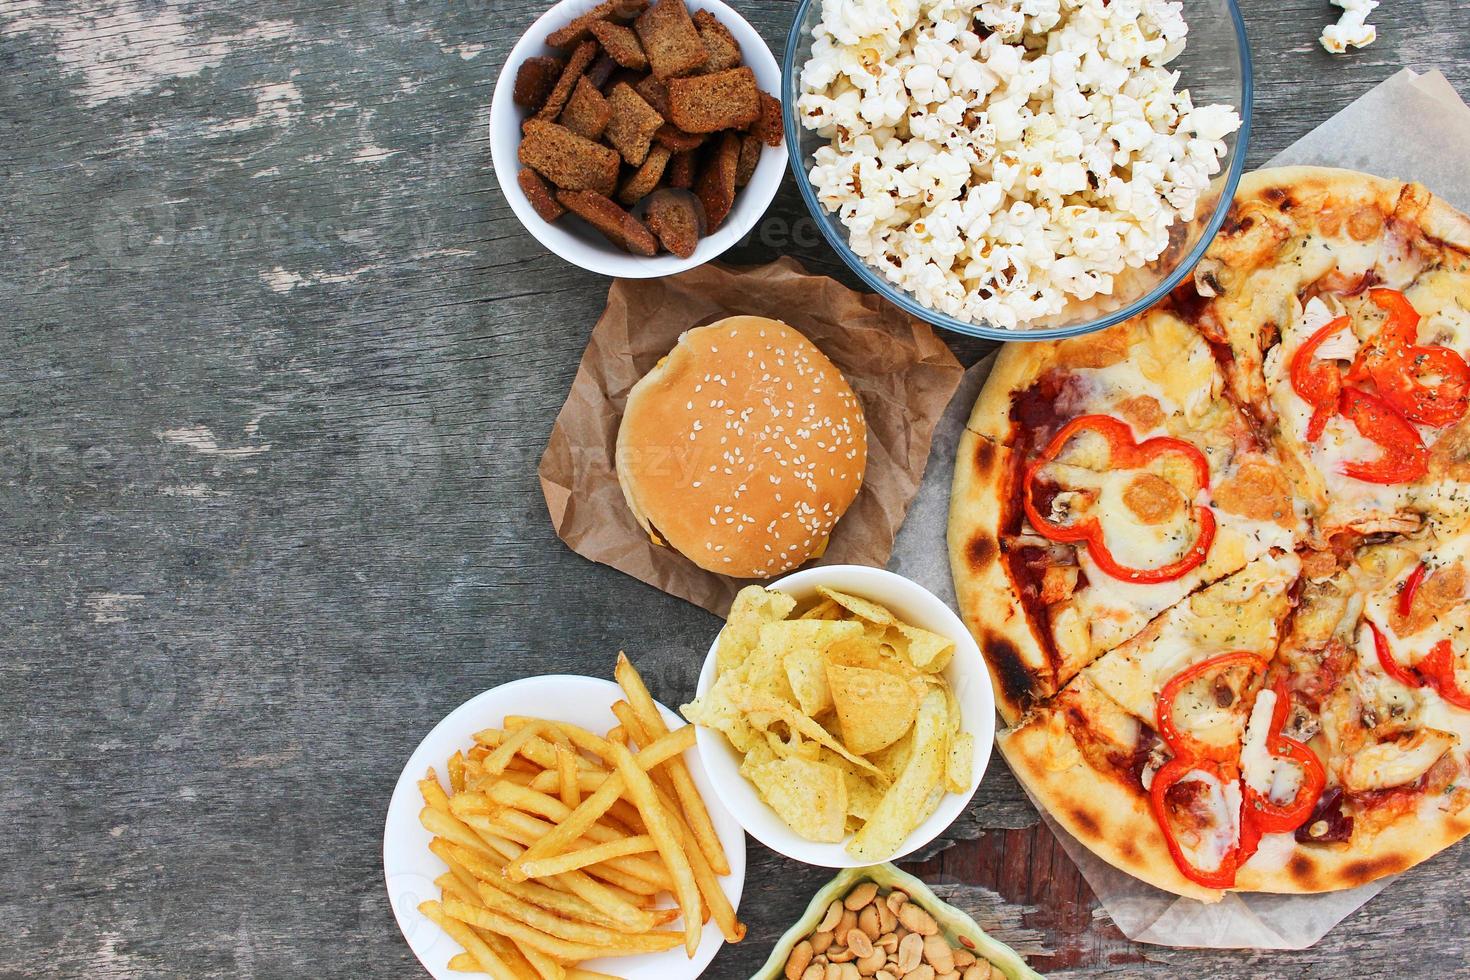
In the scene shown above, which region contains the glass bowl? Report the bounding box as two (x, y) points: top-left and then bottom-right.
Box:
(781, 0), (1253, 341)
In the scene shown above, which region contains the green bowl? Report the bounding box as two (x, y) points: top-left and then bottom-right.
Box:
(751, 864), (1044, 979)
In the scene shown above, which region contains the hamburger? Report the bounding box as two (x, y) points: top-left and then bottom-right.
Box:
(616, 315), (868, 578)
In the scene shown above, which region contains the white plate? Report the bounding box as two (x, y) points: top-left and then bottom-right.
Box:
(489, 0), (786, 278)
(383, 674), (746, 980)
(693, 564), (995, 867)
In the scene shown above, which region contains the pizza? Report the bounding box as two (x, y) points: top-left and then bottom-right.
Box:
(948, 166), (1470, 900)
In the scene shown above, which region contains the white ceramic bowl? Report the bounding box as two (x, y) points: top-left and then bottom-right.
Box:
(692, 565), (995, 868)
(490, 0), (785, 278)
(383, 674), (746, 980)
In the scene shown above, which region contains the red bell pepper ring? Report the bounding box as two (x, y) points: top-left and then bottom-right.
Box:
(1398, 562), (1428, 619)
(1349, 289), (1470, 428)
(1421, 640), (1470, 711)
(1337, 386), (1429, 484)
(1022, 414), (1216, 584)
(1241, 678), (1327, 834)
(1289, 315), (1351, 443)
(1149, 756), (1242, 890)
(1156, 651), (1269, 764)
(1367, 619), (1425, 689)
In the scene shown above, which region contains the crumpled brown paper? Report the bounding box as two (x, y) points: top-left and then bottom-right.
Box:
(539, 256), (964, 615)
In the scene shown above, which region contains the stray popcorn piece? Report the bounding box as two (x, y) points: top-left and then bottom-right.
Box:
(796, 0), (1241, 330)
(1321, 0), (1379, 53)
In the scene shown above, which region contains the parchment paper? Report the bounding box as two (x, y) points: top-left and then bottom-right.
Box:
(539, 256), (964, 615)
(890, 69), (1470, 949)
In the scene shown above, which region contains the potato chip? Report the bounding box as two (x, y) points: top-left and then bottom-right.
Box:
(868, 728), (914, 783)
(848, 689), (949, 861)
(764, 727), (819, 762)
(816, 586), (898, 626)
(890, 622), (955, 673)
(746, 757), (848, 843)
(681, 674), (759, 752)
(797, 597), (844, 620)
(819, 748), (886, 821)
(784, 646), (833, 717)
(737, 691), (887, 780)
(758, 619), (860, 697)
(718, 586), (797, 673)
(826, 662), (923, 756)
(824, 633), (917, 678)
(945, 731), (975, 793)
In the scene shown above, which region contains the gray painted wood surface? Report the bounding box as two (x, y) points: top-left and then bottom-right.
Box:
(2, 1), (1468, 977)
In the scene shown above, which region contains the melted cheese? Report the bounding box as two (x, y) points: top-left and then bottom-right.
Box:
(1084, 553), (1301, 723)
(1239, 689), (1277, 796)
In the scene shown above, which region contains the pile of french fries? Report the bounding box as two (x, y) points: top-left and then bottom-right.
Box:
(417, 654), (745, 979)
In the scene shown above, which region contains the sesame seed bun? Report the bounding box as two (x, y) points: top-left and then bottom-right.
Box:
(615, 315), (868, 579)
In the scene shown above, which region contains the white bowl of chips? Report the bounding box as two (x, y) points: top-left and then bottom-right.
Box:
(687, 565), (994, 867)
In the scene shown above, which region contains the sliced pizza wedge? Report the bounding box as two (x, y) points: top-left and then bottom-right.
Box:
(1000, 554), (1303, 901)
(950, 308), (1301, 723)
(1176, 166), (1470, 544)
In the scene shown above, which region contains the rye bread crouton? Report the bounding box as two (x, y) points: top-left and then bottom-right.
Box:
(654, 123), (705, 152)
(604, 82), (665, 166)
(618, 144), (672, 205)
(693, 9), (742, 72)
(633, 74), (671, 117)
(751, 90), (784, 147)
(735, 131), (761, 188)
(519, 119), (620, 196)
(588, 19), (648, 71)
(536, 40), (598, 121)
(666, 67), (759, 133)
(546, 0), (648, 47)
(695, 131), (740, 232)
(518, 168), (566, 222)
(667, 149), (697, 188)
(556, 189), (659, 256)
(559, 77), (612, 140)
(585, 52), (617, 89)
(644, 188), (701, 258)
(634, 0), (707, 81)
(513, 56), (563, 110)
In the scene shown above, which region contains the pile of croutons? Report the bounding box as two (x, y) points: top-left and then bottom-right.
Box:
(514, 0), (783, 258)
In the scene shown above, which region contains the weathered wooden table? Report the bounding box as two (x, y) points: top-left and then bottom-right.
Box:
(4, 1), (1469, 977)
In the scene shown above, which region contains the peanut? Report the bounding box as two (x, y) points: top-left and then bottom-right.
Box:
(886, 889), (909, 914)
(837, 909), (858, 937)
(847, 928), (874, 958)
(938, 973), (961, 980)
(857, 950), (887, 976)
(952, 949), (976, 969)
(829, 947), (856, 964)
(842, 965), (863, 980)
(858, 905), (881, 941)
(876, 972), (897, 980)
(961, 967), (984, 980)
(908, 967), (936, 980)
(845, 881), (881, 910)
(923, 934), (954, 974)
(877, 902), (898, 935)
(824, 964), (841, 980)
(877, 932), (899, 952)
(897, 933), (925, 973)
(812, 931), (835, 954)
(787, 940), (815, 980)
(898, 903), (938, 936)
(801, 965), (823, 980)
(819, 900), (844, 933)
(989, 966), (1006, 980)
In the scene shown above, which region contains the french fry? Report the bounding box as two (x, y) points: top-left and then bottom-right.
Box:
(449, 751), (467, 795)
(420, 900), (520, 980)
(608, 724), (627, 744)
(475, 879), (680, 952)
(503, 776), (623, 881)
(515, 835), (658, 878)
(482, 722), (545, 773)
(609, 740), (702, 957)
(565, 971), (622, 980)
(447, 952), (480, 973)
(616, 652), (730, 876)
(432, 839), (638, 932)
(441, 898), (682, 961)
(556, 745), (581, 809)
(420, 769), (452, 813)
(430, 880), (546, 980)
(489, 805), (672, 887)
(421, 807), (497, 861)
(651, 781), (745, 943)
